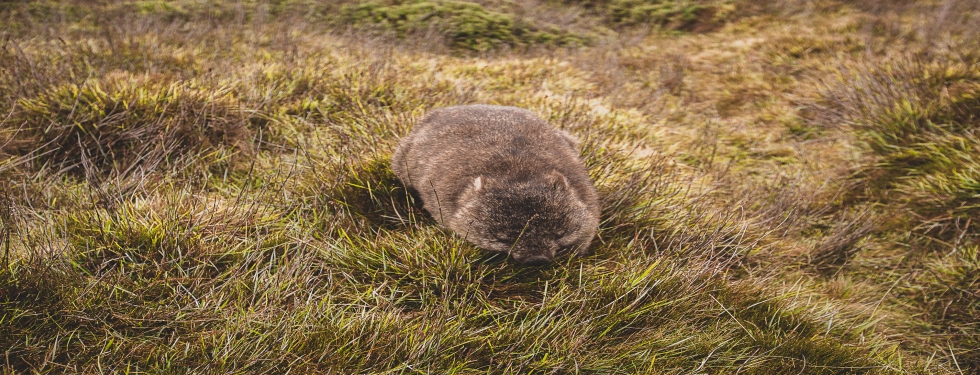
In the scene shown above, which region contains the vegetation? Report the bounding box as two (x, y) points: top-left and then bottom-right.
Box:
(818, 57), (980, 233)
(1, 0), (978, 373)
(813, 42), (980, 369)
(569, 0), (734, 30)
(343, 1), (591, 50)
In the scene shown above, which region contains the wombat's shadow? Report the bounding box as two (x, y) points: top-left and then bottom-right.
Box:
(336, 157), (434, 230)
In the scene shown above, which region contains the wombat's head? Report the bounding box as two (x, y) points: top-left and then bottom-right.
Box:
(449, 171), (597, 265)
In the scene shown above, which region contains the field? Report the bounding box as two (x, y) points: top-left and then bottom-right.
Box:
(1, 0), (978, 373)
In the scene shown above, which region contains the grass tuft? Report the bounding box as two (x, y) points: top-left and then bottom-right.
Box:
(816, 56), (980, 237)
(6, 78), (251, 176)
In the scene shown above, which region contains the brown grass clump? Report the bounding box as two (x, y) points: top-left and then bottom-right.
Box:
(807, 206), (880, 271)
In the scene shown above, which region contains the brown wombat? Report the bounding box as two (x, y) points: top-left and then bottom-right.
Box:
(391, 105), (600, 265)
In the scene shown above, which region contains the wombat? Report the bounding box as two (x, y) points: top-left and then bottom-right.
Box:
(391, 105), (600, 265)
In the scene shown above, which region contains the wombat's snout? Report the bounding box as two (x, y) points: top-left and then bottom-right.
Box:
(512, 253), (554, 266)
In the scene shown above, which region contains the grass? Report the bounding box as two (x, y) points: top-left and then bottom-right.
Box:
(9, 79), (250, 175)
(812, 50), (980, 370)
(1, 0), (979, 373)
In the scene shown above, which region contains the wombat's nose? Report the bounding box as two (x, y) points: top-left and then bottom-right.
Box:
(519, 255), (552, 266)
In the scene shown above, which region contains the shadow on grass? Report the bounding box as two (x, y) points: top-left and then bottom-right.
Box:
(332, 157), (434, 231)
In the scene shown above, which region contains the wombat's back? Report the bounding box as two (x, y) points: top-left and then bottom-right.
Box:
(393, 105), (591, 212)
(391, 105), (600, 263)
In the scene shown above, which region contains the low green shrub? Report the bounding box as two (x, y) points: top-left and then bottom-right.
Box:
(343, 1), (590, 51)
(564, 0), (734, 31)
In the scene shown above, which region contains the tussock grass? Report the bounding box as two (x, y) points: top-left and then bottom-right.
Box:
(796, 2), (980, 368)
(816, 55), (980, 233)
(6, 79), (250, 175)
(812, 53), (980, 371)
(898, 244), (980, 367)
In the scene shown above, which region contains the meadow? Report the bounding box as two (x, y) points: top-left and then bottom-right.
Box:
(0, 0), (978, 373)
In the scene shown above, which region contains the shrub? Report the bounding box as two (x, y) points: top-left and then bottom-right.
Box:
(565, 0), (734, 31)
(343, 1), (590, 51)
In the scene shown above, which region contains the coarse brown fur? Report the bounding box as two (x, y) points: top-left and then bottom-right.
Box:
(392, 105), (600, 265)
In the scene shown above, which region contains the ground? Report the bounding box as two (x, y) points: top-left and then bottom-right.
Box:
(1, 0), (978, 373)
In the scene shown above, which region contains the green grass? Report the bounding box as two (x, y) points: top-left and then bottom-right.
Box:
(1, 0), (979, 373)
(814, 53), (980, 369)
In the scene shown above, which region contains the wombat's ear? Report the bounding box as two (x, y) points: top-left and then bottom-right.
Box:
(545, 170), (569, 190)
